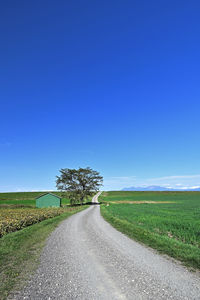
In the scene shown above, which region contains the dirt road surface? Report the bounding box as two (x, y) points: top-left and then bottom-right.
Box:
(92, 191), (101, 203)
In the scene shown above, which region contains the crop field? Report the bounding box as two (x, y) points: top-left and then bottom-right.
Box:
(100, 191), (200, 269)
(0, 207), (78, 237)
(0, 191), (70, 207)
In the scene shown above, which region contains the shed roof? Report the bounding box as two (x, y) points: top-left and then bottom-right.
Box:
(35, 192), (62, 200)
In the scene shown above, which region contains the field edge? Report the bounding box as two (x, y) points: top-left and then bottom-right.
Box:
(100, 205), (200, 270)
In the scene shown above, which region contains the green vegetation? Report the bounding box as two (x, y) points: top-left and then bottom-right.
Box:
(0, 205), (87, 300)
(56, 167), (103, 205)
(0, 191), (70, 207)
(99, 190), (200, 203)
(100, 191), (200, 269)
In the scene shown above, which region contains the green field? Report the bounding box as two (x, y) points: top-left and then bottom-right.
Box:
(99, 190), (200, 203)
(100, 191), (200, 269)
(0, 191), (70, 207)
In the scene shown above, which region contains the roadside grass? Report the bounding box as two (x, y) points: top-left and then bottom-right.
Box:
(100, 191), (200, 269)
(0, 206), (87, 300)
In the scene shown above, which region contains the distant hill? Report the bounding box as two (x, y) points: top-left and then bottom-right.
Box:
(122, 185), (200, 191)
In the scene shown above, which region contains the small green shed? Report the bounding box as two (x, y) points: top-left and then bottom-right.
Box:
(36, 193), (61, 208)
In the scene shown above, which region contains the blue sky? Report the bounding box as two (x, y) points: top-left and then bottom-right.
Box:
(1, 0), (200, 191)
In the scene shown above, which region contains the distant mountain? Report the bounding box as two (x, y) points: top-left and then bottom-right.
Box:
(122, 185), (200, 191)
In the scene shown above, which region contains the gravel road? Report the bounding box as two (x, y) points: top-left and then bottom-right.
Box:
(92, 191), (101, 203)
(12, 194), (200, 300)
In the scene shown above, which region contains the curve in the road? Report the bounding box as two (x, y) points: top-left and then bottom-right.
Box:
(11, 194), (200, 300)
(92, 191), (102, 204)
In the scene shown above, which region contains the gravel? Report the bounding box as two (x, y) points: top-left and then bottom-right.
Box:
(91, 191), (101, 204)
(11, 194), (200, 300)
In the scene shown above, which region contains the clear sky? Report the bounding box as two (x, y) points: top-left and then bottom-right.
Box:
(1, 1), (200, 191)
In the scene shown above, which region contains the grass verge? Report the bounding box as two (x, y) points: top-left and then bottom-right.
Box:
(101, 205), (200, 270)
(0, 206), (87, 300)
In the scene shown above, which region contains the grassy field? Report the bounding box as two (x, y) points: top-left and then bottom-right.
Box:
(0, 191), (70, 207)
(0, 205), (87, 300)
(99, 190), (200, 203)
(100, 191), (200, 269)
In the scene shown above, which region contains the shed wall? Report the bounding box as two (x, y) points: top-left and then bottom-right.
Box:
(36, 194), (61, 208)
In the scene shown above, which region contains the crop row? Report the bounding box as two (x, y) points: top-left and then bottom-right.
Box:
(0, 207), (72, 237)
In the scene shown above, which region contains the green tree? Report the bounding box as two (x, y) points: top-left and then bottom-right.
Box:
(56, 167), (103, 205)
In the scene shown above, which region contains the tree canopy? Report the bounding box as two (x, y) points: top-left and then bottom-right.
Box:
(56, 167), (103, 205)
